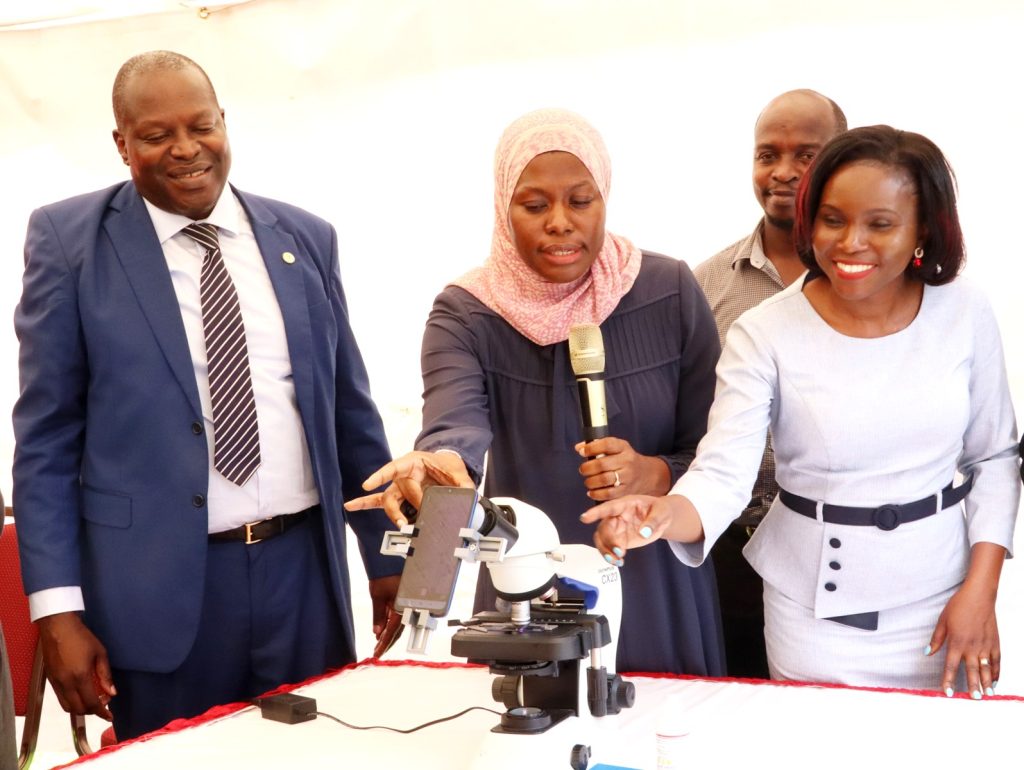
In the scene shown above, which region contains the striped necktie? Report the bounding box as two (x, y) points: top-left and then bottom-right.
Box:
(181, 223), (262, 486)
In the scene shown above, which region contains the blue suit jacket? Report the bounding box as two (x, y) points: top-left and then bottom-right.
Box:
(12, 181), (398, 672)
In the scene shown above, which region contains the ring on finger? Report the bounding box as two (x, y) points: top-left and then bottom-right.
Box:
(613, 471), (621, 487)
(980, 657), (990, 666)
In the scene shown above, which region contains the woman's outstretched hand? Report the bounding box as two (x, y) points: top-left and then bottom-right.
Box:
(579, 494), (701, 566)
(344, 450), (475, 526)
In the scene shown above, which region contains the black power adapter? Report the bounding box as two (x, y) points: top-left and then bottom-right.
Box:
(257, 693), (318, 725)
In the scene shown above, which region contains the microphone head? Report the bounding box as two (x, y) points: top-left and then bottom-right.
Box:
(568, 324), (605, 375)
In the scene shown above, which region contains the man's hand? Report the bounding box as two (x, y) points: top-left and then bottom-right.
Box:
(368, 574), (403, 658)
(37, 612), (116, 720)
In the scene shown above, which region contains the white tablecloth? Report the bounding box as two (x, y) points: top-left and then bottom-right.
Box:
(56, 660), (1024, 770)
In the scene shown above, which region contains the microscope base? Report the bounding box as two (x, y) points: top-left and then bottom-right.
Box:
(493, 706), (572, 735)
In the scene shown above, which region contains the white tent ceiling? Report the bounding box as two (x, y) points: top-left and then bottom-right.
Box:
(0, 0), (252, 30)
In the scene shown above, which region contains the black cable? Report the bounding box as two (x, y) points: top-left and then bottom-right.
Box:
(314, 705), (503, 734)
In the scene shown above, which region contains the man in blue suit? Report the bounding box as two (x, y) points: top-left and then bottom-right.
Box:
(12, 50), (401, 740)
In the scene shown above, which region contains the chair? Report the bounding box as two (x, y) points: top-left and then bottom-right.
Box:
(0, 520), (102, 769)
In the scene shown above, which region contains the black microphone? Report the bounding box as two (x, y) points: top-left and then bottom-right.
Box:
(568, 323), (608, 443)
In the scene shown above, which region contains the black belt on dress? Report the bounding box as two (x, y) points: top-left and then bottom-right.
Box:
(208, 505), (318, 545)
(778, 476), (973, 531)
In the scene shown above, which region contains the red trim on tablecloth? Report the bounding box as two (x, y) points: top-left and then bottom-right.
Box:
(53, 657), (1021, 766)
(52, 658), (486, 768)
(621, 669), (1024, 701)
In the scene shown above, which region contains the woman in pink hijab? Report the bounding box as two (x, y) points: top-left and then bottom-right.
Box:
(350, 109), (725, 674)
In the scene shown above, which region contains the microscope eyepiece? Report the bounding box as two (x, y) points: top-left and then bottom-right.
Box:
(477, 496), (519, 549)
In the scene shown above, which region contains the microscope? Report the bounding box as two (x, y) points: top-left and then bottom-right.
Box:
(381, 486), (635, 735)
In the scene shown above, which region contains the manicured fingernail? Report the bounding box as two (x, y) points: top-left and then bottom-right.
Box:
(986, 687), (994, 697)
(639, 526), (653, 539)
(604, 553), (614, 564)
(616, 559), (624, 567)
(971, 690), (982, 700)
(923, 644), (931, 656)
(612, 547), (624, 557)
(993, 680), (999, 690)
(944, 687), (954, 697)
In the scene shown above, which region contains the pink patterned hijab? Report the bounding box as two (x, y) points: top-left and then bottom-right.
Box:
(452, 109), (642, 346)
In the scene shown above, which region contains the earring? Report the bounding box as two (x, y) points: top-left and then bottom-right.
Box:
(912, 246), (924, 268)
(935, 264), (943, 275)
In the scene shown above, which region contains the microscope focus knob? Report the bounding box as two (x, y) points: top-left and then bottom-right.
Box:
(569, 743), (590, 770)
(492, 675), (522, 709)
(607, 674), (636, 713)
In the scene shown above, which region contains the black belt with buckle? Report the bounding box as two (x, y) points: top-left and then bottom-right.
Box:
(208, 505), (318, 545)
(778, 476), (972, 531)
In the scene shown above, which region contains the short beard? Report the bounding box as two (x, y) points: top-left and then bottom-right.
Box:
(765, 213), (794, 231)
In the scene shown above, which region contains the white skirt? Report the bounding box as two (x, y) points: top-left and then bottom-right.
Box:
(764, 581), (966, 691)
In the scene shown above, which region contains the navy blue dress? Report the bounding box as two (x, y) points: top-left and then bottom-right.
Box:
(416, 253), (726, 675)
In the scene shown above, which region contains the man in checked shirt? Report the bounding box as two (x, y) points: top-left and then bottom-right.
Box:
(694, 89), (847, 678)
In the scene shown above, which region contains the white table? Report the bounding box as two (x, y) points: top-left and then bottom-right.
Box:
(53, 659), (1024, 770)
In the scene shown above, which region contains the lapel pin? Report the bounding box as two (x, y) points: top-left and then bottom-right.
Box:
(282, 251), (296, 264)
